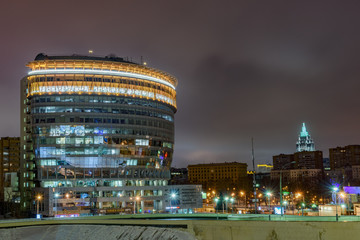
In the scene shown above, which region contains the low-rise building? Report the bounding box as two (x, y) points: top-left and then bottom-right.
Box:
(165, 184), (202, 213)
(257, 164), (273, 173)
(0, 137), (20, 202)
(188, 162), (248, 192)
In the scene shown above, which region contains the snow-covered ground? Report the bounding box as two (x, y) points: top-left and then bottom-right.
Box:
(0, 225), (196, 240)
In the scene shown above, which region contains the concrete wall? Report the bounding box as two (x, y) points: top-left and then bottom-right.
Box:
(1, 217), (360, 240)
(188, 220), (360, 240)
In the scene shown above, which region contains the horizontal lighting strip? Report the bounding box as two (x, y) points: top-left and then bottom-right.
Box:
(28, 69), (176, 90)
(30, 85), (175, 106)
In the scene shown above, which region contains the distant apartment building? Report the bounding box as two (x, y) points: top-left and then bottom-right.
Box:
(352, 166), (360, 181)
(188, 162), (248, 192)
(273, 154), (295, 170)
(271, 151), (323, 183)
(327, 145), (360, 185)
(0, 137), (20, 202)
(329, 145), (360, 170)
(294, 151), (323, 169)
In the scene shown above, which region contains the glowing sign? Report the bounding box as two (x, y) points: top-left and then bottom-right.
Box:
(274, 207), (283, 215)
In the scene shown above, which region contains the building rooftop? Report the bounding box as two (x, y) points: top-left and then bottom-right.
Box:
(34, 53), (137, 65)
(188, 162), (247, 167)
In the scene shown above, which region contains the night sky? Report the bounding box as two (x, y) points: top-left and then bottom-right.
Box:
(1, 1), (360, 168)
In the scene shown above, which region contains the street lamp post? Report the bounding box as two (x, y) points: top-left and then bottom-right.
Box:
(266, 192), (272, 214)
(230, 198), (234, 214)
(36, 195), (41, 218)
(54, 193), (59, 217)
(170, 193), (176, 214)
(215, 198), (219, 214)
(225, 197), (229, 214)
(135, 196), (140, 214)
(332, 187), (339, 221)
(284, 201), (288, 213)
(301, 203), (305, 216)
(240, 191), (247, 213)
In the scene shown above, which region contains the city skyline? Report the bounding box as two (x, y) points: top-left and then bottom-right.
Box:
(1, 1), (360, 168)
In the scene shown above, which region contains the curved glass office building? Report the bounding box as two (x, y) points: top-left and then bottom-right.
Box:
(20, 54), (177, 216)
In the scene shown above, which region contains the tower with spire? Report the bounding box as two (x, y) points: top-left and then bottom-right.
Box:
(296, 122), (315, 152)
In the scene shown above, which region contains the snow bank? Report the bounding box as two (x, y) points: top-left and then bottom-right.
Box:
(0, 225), (196, 240)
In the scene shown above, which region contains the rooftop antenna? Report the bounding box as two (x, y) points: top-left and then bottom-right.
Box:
(141, 56), (147, 66)
(252, 138), (257, 214)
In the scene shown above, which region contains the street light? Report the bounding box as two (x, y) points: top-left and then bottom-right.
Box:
(36, 195), (42, 218)
(132, 196), (140, 214)
(332, 186), (339, 221)
(214, 198), (219, 214)
(301, 202), (305, 216)
(54, 193), (59, 217)
(225, 197), (229, 214)
(284, 200), (288, 213)
(240, 191), (247, 213)
(170, 193), (176, 214)
(230, 198), (234, 214)
(266, 192), (272, 214)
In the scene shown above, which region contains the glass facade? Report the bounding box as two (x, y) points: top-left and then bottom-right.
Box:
(20, 54), (177, 215)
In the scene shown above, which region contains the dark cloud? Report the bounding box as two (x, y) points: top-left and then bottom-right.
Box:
(1, 0), (360, 168)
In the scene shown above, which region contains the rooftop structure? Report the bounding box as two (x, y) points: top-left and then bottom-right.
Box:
(296, 123), (315, 152)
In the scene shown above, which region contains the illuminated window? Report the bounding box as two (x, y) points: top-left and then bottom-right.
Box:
(135, 139), (149, 146)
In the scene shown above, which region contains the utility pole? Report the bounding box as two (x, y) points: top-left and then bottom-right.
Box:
(252, 138), (257, 214)
(280, 170), (283, 216)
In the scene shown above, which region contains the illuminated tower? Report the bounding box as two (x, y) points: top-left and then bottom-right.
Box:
(20, 54), (177, 216)
(296, 123), (315, 152)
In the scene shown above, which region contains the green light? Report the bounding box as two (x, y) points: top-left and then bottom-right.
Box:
(300, 123), (309, 137)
